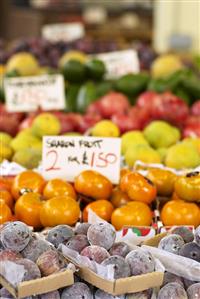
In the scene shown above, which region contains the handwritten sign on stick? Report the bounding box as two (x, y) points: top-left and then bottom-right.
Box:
(5, 74), (65, 112)
(42, 136), (121, 184)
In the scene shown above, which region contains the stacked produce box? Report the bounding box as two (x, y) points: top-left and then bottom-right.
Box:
(0, 38), (200, 298)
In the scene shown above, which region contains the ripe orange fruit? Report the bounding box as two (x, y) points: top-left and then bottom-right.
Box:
(74, 170), (113, 199)
(43, 179), (76, 200)
(111, 201), (153, 230)
(83, 199), (114, 222)
(0, 189), (14, 209)
(40, 196), (80, 227)
(12, 170), (45, 200)
(161, 199), (200, 227)
(0, 200), (12, 224)
(15, 192), (44, 228)
(110, 187), (131, 208)
(120, 172), (157, 204)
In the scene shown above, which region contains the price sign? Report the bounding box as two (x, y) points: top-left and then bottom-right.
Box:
(4, 74), (65, 112)
(93, 49), (139, 79)
(42, 22), (85, 42)
(42, 136), (121, 184)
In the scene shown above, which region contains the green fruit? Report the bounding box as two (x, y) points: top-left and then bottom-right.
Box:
(76, 81), (97, 113)
(16, 128), (33, 138)
(125, 144), (161, 167)
(6, 52), (39, 76)
(91, 120), (120, 137)
(0, 132), (12, 145)
(165, 143), (200, 169)
(62, 59), (86, 83)
(85, 59), (106, 80)
(121, 131), (148, 155)
(96, 80), (114, 98)
(144, 121), (181, 149)
(31, 113), (61, 138)
(115, 73), (149, 99)
(65, 84), (80, 112)
(11, 134), (42, 152)
(12, 148), (42, 169)
(0, 144), (13, 161)
(157, 147), (168, 163)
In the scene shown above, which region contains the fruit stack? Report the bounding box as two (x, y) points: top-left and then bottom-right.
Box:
(143, 226), (200, 298)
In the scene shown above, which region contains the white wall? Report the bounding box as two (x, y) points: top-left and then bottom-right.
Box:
(154, 0), (200, 53)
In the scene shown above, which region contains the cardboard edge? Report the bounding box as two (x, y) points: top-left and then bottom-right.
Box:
(142, 233), (167, 247)
(65, 256), (164, 296)
(1, 269), (74, 299)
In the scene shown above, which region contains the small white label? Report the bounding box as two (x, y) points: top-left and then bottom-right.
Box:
(42, 22), (85, 42)
(5, 74), (65, 112)
(42, 136), (121, 184)
(93, 49), (140, 79)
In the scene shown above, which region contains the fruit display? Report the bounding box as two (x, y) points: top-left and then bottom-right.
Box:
(0, 168), (200, 230)
(151, 226), (200, 299)
(0, 221), (74, 297)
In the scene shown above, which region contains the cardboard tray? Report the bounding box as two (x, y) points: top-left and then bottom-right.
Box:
(0, 269), (74, 299)
(142, 233), (167, 247)
(65, 257), (163, 296)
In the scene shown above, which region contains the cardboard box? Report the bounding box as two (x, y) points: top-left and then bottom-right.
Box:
(0, 269), (74, 299)
(65, 257), (163, 296)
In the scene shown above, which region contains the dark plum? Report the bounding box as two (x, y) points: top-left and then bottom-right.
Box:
(171, 227), (194, 243)
(187, 283), (200, 299)
(81, 245), (110, 263)
(109, 242), (130, 257)
(179, 242), (200, 262)
(46, 225), (74, 248)
(16, 258), (41, 281)
(183, 278), (198, 289)
(95, 289), (125, 298)
(87, 223), (116, 250)
(158, 234), (185, 254)
(125, 249), (155, 276)
(21, 238), (51, 262)
(36, 249), (66, 276)
(61, 282), (93, 299)
(101, 255), (131, 279)
(163, 272), (184, 287)
(65, 234), (89, 253)
(194, 226), (200, 246)
(40, 290), (61, 299)
(74, 223), (91, 235)
(1, 221), (32, 252)
(158, 282), (188, 299)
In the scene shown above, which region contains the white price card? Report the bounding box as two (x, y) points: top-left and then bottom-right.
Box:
(93, 49), (140, 79)
(5, 74), (65, 112)
(42, 136), (121, 184)
(42, 22), (85, 42)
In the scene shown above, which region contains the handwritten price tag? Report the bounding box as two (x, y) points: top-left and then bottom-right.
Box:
(42, 136), (121, 184)
(42, 22), (85, 42)
(93, 49), (139, 79)
(5, 74), (65, 112)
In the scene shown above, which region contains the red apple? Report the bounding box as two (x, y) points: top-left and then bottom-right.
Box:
(77, 114), (102, 134)
(52, 112), (82, 134)
(111, 113), (141, 133)
(18, 115), (36, 131)
(0, 114), (20, 136)
(86, 100), (102, 116)
(129, 106), (153, 129)
(98, 92), (130, 118)
(191, 100), (200, 116)
(183, 124), (200, 138)
(136, 91), (158, 111)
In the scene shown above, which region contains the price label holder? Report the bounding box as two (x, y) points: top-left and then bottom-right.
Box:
(93, 49), (140, 79)
(42, 22), (85, 42)
(4, 74), (65, 112)
(42, 136), (121, 184)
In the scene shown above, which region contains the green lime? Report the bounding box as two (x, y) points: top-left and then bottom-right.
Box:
(85, 59), (106, 80)
(62, 59), (86, 83)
